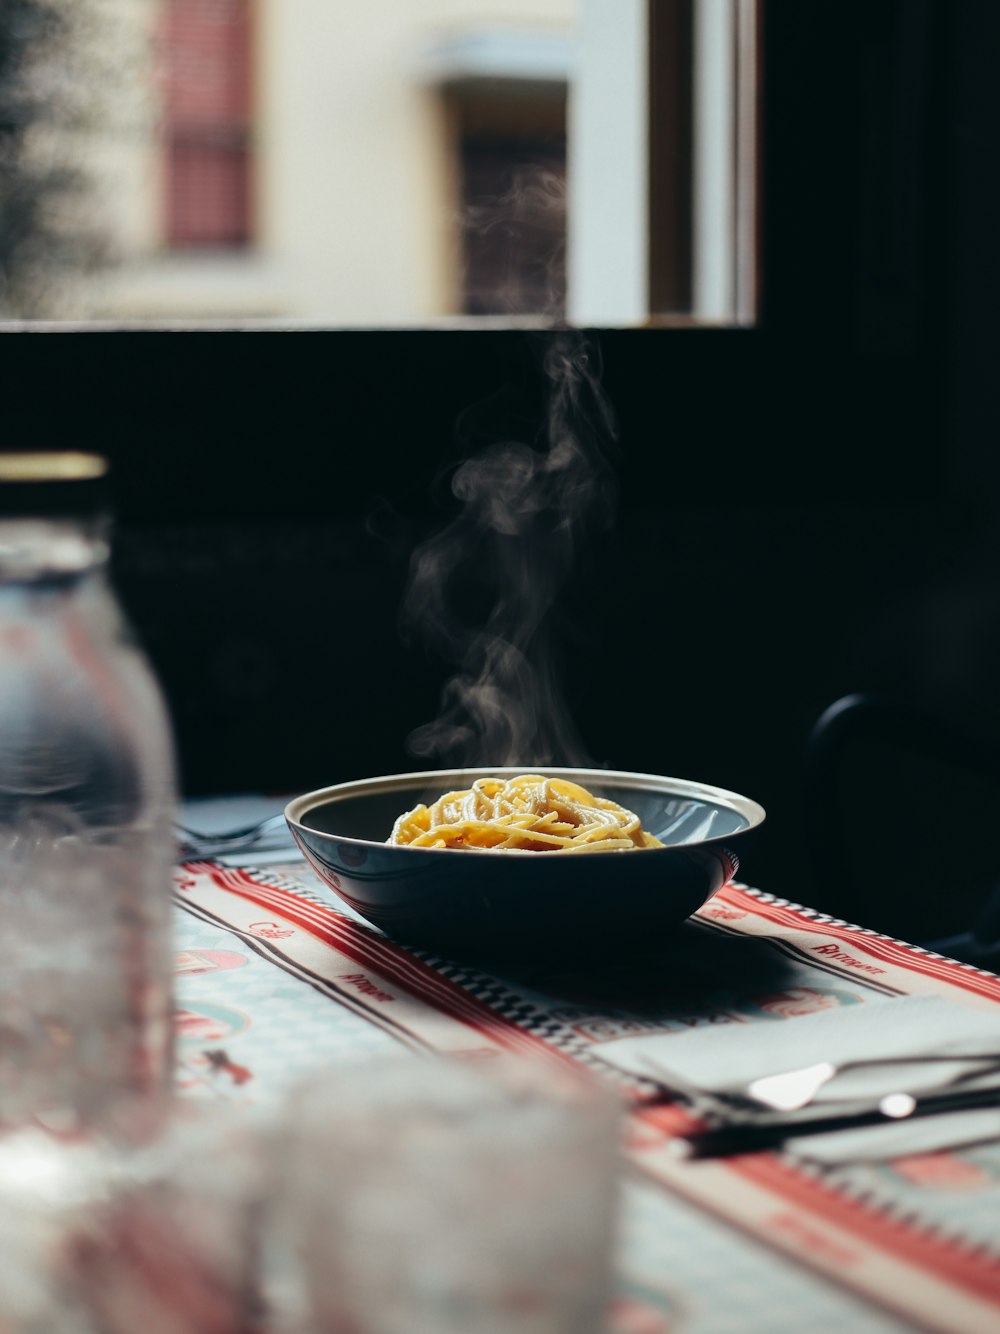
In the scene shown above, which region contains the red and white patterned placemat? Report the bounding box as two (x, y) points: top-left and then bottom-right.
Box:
(175, 863), (1000, 1334)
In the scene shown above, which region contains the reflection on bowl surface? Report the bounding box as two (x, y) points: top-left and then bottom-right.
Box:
(285, 768), (765, 963)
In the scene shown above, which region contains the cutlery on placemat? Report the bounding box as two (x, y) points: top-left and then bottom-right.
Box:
(175, 813), (294, 861)
(632, 1052), (1000, 1119)
(670, 1081), (1000, 1160)
(745, 1052), (1000, 1111)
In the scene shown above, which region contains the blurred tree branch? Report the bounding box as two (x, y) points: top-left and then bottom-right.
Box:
(0, 0), (152, 318)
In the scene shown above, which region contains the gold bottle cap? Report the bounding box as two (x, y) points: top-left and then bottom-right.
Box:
(0, 453), (108, 483)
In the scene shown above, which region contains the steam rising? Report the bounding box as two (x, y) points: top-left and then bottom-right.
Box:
(403, 331), (618, 768)
(463, 166), (567, 318)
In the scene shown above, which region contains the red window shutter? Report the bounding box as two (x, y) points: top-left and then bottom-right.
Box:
(163, 0), (252, 248)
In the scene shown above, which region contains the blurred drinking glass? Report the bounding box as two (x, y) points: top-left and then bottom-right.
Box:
(0, 1110), (267, 1334)
(0, 454), (176, 1142)
(0, 1129), (104, 1334)
(280, 1051), (622, 1334)
(64, 1108), (267, 1334)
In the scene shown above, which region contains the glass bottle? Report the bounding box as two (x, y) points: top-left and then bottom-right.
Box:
(0, 453), (176, 1141)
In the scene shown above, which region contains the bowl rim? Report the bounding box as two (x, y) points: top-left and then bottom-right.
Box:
(284, 766), (766, 857)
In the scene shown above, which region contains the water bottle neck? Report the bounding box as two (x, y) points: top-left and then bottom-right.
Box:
(0, 519), (110, 586)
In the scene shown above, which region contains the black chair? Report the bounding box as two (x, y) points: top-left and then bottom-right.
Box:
(803, 693), (1000, 969)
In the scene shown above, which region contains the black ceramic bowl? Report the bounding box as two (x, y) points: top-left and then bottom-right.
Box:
(285, 768), (765, 962)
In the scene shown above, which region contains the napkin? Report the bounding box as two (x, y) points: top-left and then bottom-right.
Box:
(597, 995), (1000, 1163)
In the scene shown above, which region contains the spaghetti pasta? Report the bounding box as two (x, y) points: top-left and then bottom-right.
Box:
(388, 774), (662, 853)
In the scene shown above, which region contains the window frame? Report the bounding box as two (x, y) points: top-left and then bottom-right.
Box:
(0, 0), (953, 388)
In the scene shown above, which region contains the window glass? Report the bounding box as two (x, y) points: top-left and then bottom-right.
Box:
(0, 0), (757, 326)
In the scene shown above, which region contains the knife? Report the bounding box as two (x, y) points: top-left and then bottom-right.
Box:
(672, 1081), (1000, 1159)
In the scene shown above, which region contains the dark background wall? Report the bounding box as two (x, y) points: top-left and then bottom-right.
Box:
(3, 0), (998, 942)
